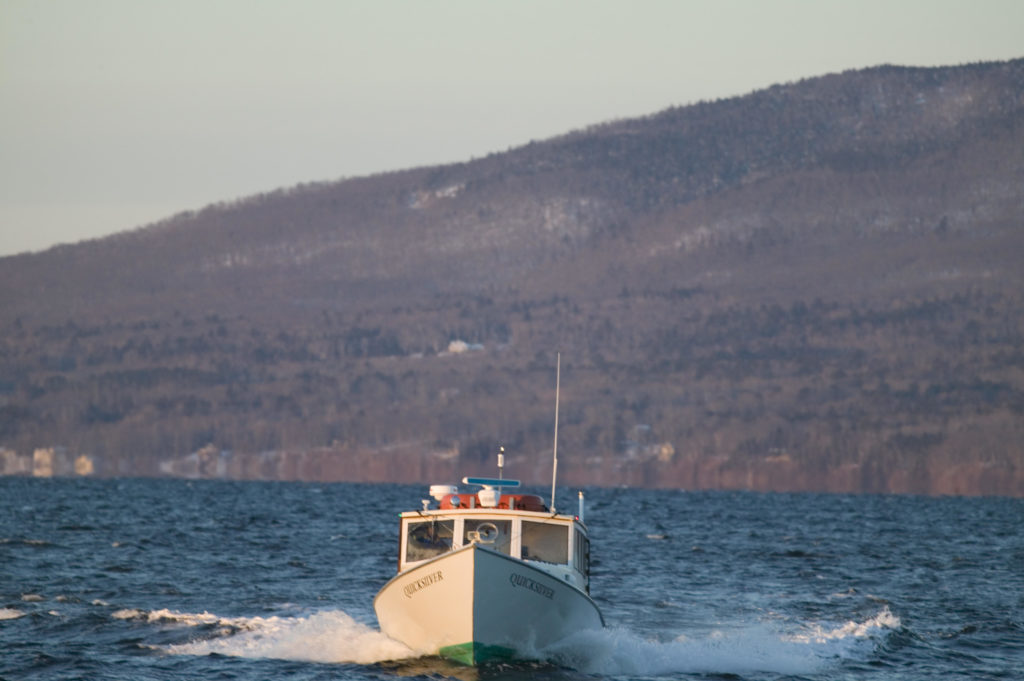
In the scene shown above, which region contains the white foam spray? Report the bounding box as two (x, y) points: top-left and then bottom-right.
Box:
(789, 607), (902, 644)
(140, 608), (416, 664)
(540, 608), (900, 677)
(129, 605), (898, 674)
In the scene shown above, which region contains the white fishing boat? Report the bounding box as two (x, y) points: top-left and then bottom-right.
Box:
(373, 475), (604, 664)
(374, 355), (603, 664)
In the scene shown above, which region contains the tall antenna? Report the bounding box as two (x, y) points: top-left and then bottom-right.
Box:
(550, 353), (560, 513)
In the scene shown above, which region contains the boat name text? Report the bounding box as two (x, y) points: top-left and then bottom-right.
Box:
(509, 573), (554, 599)
(403, 570), (443, 598)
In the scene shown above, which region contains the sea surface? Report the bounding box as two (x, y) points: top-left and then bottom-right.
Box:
(1, 477), (1021, 680)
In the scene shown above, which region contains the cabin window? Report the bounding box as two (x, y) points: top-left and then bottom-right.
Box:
(464, 519), (512, 555)
(405, 519), (454, 563)
(574, 529), (590, 576)
(522, 521), (568, 564)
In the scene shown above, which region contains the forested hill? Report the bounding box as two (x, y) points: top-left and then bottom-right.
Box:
(2, 59), (1022, 495)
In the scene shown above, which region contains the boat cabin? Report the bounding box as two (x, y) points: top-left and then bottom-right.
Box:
(397, 483), (592, 593)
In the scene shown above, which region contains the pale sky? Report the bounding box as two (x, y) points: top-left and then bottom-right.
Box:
(1, 0), (1021, 257)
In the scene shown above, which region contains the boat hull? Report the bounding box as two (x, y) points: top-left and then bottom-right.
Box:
(374, 543), (603, 664)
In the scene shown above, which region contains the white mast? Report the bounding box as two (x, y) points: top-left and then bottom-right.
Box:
(550, 353), (560, 513)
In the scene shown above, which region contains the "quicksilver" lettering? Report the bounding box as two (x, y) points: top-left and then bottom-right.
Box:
(403, 570), (443, 598)
(509, 572), (554, 599)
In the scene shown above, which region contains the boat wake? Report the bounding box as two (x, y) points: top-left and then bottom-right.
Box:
(125, 605), (897, 675)
(539, 607), (901, 676)
(119, 608), (415, 664)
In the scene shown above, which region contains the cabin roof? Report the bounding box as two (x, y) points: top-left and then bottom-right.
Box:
(400, 508), (577, 522)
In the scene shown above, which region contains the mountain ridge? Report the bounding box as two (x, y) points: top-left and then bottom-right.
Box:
(2, 59), (1022, 495)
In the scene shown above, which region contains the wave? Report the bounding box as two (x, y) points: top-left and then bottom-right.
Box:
(125, 604), (898, 674)
(539, 608), (901, 676)
(128, 608), (416, 664)
(788, 606), (901, 643)
(0, 538), (51, 546)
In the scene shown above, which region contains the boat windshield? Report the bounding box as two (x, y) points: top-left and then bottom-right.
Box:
(405, 519), (455, 563)
(522, 520), (568, 564)
(402, 516), (575, 569)
(464, 519), (512, 555)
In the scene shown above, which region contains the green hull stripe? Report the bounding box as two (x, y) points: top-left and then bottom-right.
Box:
(438, 642), (517, 665)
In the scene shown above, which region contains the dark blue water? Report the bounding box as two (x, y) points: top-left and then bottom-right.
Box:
(1, 478), (1021, 680)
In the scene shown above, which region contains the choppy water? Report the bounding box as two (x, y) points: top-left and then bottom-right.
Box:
(1, 477), (1021, 680)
